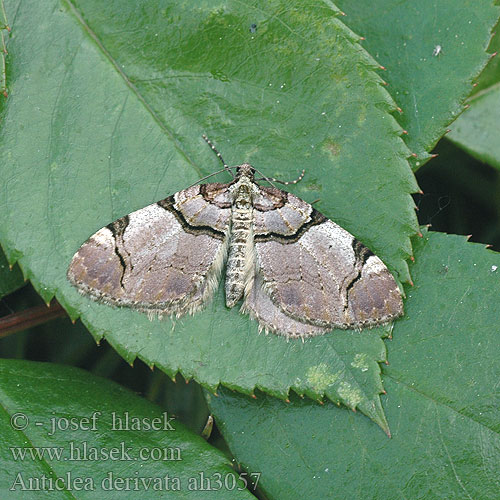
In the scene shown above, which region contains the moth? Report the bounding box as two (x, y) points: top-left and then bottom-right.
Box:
(68, 136), (403, 339)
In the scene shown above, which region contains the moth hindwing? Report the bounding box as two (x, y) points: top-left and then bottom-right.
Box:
(68, 146), (403, 339)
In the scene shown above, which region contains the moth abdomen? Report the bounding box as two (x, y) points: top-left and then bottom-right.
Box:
(225, 204), (255, 308)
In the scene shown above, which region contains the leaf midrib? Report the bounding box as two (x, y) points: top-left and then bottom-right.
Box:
(64, 0), (203, 177)
(384, 372), (498, 436)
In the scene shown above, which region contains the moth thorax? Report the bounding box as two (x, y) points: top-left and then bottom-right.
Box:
(235, 186), (253, 208)
(230, 176), (258, 209)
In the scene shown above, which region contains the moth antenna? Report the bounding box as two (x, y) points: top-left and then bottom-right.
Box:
(255, 169), (306, 186)
(252, 167), (278, 189)
(202, 134), (235, 179)
(184, 166), (238, 190)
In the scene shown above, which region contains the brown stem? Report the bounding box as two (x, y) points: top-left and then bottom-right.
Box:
(0, 300), (67, 338)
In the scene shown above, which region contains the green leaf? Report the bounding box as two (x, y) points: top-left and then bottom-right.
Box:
(446, 22), (500, 172)
(0, 246), (24, 299)
(0, 358), (255, 498)
(208, 230), (500, 499)
(447, 84), (500, 170)
(64, 0), (418, 282)
(335, 0), (500, 169)
(473, 27), (500, 93)
(0, 0), (8, 97)
(0, 0), (419, 430)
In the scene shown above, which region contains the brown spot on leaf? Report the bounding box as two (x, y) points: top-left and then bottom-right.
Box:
(323, 139), (341, 157)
